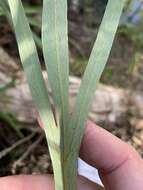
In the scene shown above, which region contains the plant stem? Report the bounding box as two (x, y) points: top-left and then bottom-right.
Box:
(51, 153), (78, 190)
(62, 152), (78, 190)
(45, 126), (78, 190)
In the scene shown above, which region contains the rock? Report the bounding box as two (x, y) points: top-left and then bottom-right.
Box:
(0, 47), (143, 130)
(0, 47), (20, 84)
(129, 93), (143, 117)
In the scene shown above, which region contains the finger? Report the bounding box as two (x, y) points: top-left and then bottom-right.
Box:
(80, 121), (140, 171)
(0, 175), (104, 190)
(0, 175), (54, 190)
(80, 121), (143, 190)
(78, 176), (104, 190)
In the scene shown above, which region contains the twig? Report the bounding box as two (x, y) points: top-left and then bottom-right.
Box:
(0, 112), (23, 138)
(12, 134), (44, 169)
(23, 126), (43, 133)
(0, 132), (35, 159)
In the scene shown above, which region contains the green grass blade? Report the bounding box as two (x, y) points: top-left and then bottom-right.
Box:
(0, 1), (41, 49)
(42, 0), (69, 122)
(23, 4), (42, 15)
(68, 0), (126, 153)
(32, 32), (42, 49)
(0, 0), (12, 24)
(0, 112), (23, 138)
(28, 17), (41, 28)
(7, 0), (56, 129)
(42, 1), (71, 189)
(7, 1), (65, 190)
(0, 7), (4, 16)
(0, 80), (15, 92)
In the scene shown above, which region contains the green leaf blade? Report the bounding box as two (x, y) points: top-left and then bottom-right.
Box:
(8, 1), (67, 190)
(68, 0), (126, 154)
(7, 0), (55, 127)
(42, 0), (69, 123)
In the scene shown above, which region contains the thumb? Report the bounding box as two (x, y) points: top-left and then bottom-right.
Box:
(80, 121), (143, 190)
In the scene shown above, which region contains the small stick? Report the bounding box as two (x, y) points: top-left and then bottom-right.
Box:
(12, 134), (44, 169)
(0, 132), (35, 159)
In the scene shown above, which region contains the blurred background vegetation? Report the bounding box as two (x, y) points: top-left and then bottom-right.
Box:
(0, 0), (143, 90)
(68, 0), (143, 90)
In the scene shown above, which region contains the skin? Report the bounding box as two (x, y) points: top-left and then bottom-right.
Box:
(0, 121), (143, 190)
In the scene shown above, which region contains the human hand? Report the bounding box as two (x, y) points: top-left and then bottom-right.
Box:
(80, 121), (143, 190)
(0, 121), (143, 190)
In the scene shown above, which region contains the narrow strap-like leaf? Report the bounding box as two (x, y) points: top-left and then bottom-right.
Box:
(1, 0), (42, 49)
(0, 0), (12, 24)
(42, 0), (69, 125)
(8, 1), (65, 190)
(6, 6), (61, 180)
(42, 1), (70, 189)
(7, 0), (56, 131)
(67, 0), (126, 155)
